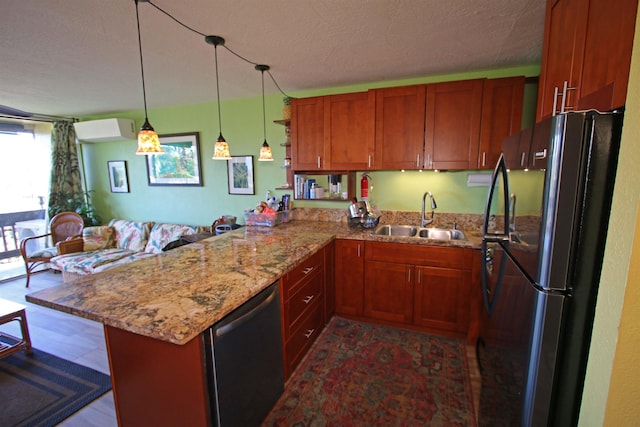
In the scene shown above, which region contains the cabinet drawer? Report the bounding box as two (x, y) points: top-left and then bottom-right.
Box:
(365, 241), (465, 268)
(285, 268), (323, 337)
(283, 249), (324, 300)
(285, 304), (323, 375)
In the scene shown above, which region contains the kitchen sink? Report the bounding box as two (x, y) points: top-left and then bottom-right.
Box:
(418, 228), (467, 241)
(372, 225), (466, 241)
(372, 224), (418, 237)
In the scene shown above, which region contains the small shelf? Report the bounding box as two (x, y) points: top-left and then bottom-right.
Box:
(275, 118), (293, 189)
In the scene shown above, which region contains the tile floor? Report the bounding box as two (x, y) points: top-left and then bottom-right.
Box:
(0, 270), (117, 427)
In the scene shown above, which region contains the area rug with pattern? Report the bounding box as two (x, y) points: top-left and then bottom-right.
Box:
(263, 317), (476, 426)
(0, 347), (112, 427)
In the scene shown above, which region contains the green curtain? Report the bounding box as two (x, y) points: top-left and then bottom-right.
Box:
(47, 120), (83, 219)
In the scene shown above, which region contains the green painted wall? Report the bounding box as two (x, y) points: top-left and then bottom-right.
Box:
(83, 64), (540, 226)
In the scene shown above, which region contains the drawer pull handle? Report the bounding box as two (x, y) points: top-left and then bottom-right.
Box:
(302, 267), (314, 275)
(303, 295), (314, 304)
(304, 328), (315, 339)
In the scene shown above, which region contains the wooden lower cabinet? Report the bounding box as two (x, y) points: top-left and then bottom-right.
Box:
(280, 244), (330, 379)
(414, 265), (469, 333)
(105, 326), (210, 427)
(334, 239), (365, 316)
(362, 241), (472, 336)
(363, 260), (414, 324)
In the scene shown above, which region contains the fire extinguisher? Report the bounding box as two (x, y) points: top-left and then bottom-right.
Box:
(360, 173), (370, 200)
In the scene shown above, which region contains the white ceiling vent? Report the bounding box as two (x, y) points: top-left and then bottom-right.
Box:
(74, 118), (136, 143)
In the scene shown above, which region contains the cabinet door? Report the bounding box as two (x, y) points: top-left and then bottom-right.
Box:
(577, 0), (638, 112)
(425, 79), (483, 170)
(502, 127), (533, 170)
(537, 0), (588, 121)
(324, 91), (375, 170)
(374, 85), (426, 170)
(291, 96), (325, 170)
(364, 260), (414, 324)
(414, 266), (469, 333)
(478, 77), (525, 170)
(334, 240), (365, 316)
(324, 241), (335, 322)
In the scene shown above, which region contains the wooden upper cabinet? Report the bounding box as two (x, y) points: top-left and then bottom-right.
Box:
(537, 0), (587, 120)
(374, 85), (426, 170)
(425, 79), (483, 170)
(577, 0), (638, 112)
(291, 96), (325, 170)
(478, 77), (525, 170)
(537, 0), (637, 121)
(324, 91), (375, 170)
(502, 126), (533, 170)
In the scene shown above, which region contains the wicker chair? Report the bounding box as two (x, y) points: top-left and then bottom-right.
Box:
(19, 211), (84, 287)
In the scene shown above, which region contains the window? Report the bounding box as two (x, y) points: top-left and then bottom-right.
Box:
(0, 121), (52, 213)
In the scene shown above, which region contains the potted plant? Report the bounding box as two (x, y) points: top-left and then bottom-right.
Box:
(282, 96), (292, 120)
(48, 190), (101, 226)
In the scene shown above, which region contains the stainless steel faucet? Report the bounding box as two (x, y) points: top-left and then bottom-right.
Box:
(421, 191), (437, 227)
(509, 193), (516, 232)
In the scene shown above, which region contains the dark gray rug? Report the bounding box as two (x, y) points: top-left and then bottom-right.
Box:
(0, 348), (111, 427)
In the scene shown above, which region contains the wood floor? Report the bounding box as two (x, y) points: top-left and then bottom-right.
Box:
(0, 269), (482, 426)
(0, 270), (117, 427)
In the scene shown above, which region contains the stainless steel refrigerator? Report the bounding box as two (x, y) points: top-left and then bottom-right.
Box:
(478, 110), (624, 426)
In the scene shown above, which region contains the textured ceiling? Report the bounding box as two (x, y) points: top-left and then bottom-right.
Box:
(1, 0), (545, 118)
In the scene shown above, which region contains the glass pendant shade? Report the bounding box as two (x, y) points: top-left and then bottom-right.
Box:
(136, 118), (163, 155)
(258, 140), (274, 161)
(212, 133), (231, 159)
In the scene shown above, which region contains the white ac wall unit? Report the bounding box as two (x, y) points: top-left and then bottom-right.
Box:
(73, 118), (136, 143)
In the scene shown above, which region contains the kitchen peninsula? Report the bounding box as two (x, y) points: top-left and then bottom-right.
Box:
(26, 219), (482, 426)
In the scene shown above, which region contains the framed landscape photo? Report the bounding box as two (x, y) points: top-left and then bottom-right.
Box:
(146, 132), (202, 186)
(108, 160), (129, 193)
(227, 156), (255, 195)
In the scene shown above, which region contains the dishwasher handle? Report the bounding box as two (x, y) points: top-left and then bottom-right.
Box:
(214, 283), (278, 338)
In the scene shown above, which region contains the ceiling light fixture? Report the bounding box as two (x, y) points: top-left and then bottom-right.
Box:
(206, 35), (231, 160)
(256, 64), (274, 162)
(134, 0), (162, 155)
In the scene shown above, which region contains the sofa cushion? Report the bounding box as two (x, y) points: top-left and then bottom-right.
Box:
(144, 223), (199, 254)
(108, 219), (153, 252)
(82, 226), (115, 251)
(50, 248), (138, 275)
(90, 251), (156, 274)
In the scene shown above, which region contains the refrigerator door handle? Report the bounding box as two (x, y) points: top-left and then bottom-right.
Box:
(482, 154), (511, 240)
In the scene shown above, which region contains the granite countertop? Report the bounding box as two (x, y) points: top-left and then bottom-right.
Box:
(26, 220), (483, 346)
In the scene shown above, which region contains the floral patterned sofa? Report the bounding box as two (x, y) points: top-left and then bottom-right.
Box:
(50, 219), (200, 282)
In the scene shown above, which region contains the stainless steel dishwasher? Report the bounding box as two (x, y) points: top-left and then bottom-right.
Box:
(203, 281), (284, 427)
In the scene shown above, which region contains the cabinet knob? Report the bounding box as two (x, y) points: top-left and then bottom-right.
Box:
(302, 267), (314, 275)
(303, 295), (314, 304)
(304, 328), (315, 339)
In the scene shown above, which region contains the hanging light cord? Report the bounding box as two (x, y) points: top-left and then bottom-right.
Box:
(146, 0), (292, 99)
(135, 0), (150, 120)
(261, 69), (266, 139)
(214, 43), (222, 135)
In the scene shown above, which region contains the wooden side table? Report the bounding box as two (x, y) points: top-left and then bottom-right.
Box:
(0, 298), (33, 358)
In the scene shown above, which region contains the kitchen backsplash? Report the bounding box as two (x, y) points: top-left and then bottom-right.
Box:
(294, 207), (540, 234)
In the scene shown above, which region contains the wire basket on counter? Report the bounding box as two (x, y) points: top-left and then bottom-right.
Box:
(347, 215), (380, 230)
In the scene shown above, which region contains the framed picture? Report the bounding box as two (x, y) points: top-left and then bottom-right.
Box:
(227, 156), (255, 195)
(108, 160), (129, 193)
(146, 132), (202, 186)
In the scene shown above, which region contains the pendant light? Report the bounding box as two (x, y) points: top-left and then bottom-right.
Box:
(256, 64), (274, 161)
(134, 0), (162, 155)
(206, 35), (231, 160)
